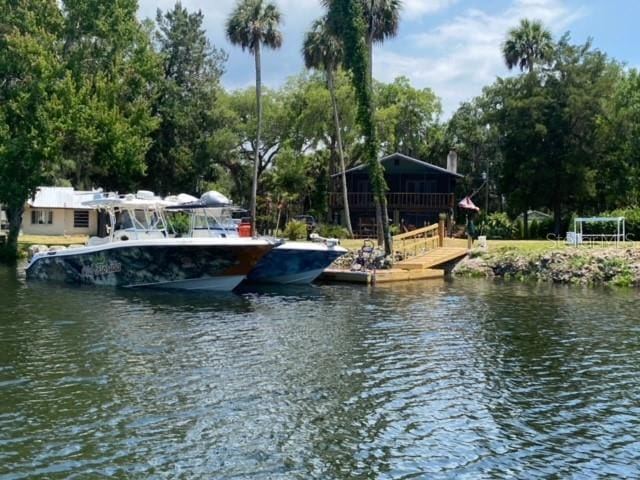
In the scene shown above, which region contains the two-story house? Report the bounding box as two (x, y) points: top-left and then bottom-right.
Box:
(329, 152), (462, 236)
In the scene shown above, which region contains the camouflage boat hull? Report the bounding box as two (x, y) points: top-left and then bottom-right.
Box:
(26, 239), (274, 291)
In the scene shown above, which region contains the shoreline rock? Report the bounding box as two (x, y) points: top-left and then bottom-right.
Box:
(453, 247), (640, 287)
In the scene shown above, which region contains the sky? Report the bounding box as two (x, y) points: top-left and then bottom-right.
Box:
(137, 0), (640, 118)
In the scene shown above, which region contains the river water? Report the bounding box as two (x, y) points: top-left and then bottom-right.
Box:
(1, 264), (640, 479)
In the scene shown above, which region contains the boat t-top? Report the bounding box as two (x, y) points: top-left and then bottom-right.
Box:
(167, 191), (348, 285)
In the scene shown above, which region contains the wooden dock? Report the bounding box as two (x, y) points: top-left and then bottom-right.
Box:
(319, 221), (468, 285)
(320, 268), (445, 285)
(396, 246), (468, 270)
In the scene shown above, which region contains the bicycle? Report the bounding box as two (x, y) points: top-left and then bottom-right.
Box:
(350, 240), (386, 271)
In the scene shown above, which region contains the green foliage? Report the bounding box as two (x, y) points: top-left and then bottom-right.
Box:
(490, 34), (619, 233)
(226, 0), (283, 234)
(604, 208), (640, 240)
(283, 220), (308, 240)
(526, 218), (554, 239)
(375, 76), (442, 158)
(480, 212), (517, 239)
(596, 69), (640, 208)
(317, 224), (349, 239)
(146, 3), (227, 195)
(0, 0), (65, 256)
(166, 212), (191, 236)
(503, 19), (554, 72)
(325, 0), (392, 255)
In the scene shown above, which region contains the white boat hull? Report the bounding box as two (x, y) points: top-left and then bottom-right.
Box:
(130, 275), (246, 292)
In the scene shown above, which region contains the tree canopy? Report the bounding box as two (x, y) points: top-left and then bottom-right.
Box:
(2, 6), (640, 257)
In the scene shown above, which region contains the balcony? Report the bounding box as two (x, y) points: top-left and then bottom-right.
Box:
(329, 192), (454, 211)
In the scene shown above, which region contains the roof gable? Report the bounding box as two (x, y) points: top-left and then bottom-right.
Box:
(332, 152), (463, 178)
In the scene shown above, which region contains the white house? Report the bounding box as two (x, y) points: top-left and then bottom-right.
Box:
(22, 187), (105, 236)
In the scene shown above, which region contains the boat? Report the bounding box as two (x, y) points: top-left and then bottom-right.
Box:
(25, 191), (277, 291)
(167, 191), (348, 285)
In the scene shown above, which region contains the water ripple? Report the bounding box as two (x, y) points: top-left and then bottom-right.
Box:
(1, 271), (640, 478)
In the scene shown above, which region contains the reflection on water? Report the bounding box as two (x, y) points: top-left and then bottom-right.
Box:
(1, 265), (640, 479)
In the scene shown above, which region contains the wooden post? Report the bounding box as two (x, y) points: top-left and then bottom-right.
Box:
(438, 214), (446, 248)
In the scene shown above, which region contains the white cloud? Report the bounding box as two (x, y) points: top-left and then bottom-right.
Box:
(375, 0), (587, 117)
(138, 0), (323, 90)
(402, 0), (459, 20)
(138, 0), (588, 113)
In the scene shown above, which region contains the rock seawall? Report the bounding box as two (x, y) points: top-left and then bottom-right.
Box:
(453, 247), (640, 287)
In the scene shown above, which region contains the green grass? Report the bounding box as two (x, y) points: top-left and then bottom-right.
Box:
(18, 234), (88, 246)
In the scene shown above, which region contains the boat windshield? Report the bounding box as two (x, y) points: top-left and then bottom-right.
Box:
(189, 208), (238, 237)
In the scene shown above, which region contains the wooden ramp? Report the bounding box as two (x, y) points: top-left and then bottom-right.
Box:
(396, 247), (468, 270)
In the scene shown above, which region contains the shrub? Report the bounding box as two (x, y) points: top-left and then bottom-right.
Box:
(283, 220), (308, 240)
(166, 212), (190, 236)
(480, 212), (517, 239)
(527, 217), (555, 239)
(609, 207), (640, 241)
(317, 223), (349, 239)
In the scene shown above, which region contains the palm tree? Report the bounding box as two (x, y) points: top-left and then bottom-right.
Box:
(226, 0), (283, 235)
(321, 0), (394, 256)
(363, 0), (402, 80)
(363, 0), (401, 245)
(503, 19), (554, 73)
(502, 18), (553, 238)
(303, 17), (353, 237)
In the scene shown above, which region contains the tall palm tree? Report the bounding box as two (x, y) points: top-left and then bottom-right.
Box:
(502, 18), (553, 237)
(226, 0), (283, 235)
(363, 0), (401, 245)
(363, 0), (402, 80)
(303, 17), (353, 237)
(503, 19), (554, 73)
(321, 0), (394, 256)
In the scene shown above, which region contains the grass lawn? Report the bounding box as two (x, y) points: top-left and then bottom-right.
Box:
(18, 234), (88, 246)
(340, 237), (639, 253)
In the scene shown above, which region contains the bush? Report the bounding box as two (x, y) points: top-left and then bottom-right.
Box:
(166, 212), (190, 236)
(480, 212), (517, 239)
(283, 220), (308, 240)
(609, 207), (640, 241)
(528, 218), (555, 239)
(317, 223), (350, 239)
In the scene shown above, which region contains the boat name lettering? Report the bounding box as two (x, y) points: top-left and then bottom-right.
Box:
(81, 260), (122, 277)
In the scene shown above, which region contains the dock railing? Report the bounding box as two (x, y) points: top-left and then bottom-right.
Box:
(393, 219), (444, 260)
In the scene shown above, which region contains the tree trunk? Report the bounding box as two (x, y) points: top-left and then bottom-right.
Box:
(375, 200), (383, 245)
(327, 70), (353, 237)
(251, 42), (262, 237)
(367, 29), (390, 253)
(523, 210), (529, 239)
(4, 203), (24, 260)
(554, 201), (562, 236)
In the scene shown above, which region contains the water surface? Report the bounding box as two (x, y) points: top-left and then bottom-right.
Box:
(1, 265), (640, 478)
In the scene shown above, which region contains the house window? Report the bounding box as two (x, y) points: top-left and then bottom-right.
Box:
(31, 210), (53, 225)
(73, 210), (90, 228)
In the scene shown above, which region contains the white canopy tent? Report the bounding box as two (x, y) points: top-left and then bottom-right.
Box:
(568, 216), (626, 247)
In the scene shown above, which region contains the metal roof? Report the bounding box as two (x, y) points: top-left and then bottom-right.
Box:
(331, 152), (464, 178)
(27, 187), (106, 209)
